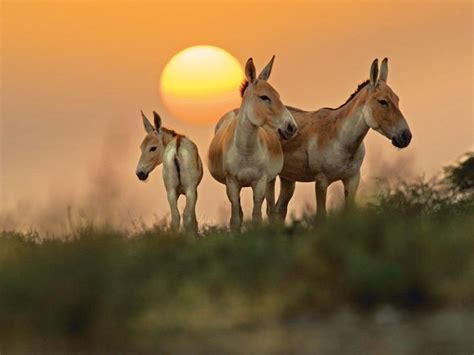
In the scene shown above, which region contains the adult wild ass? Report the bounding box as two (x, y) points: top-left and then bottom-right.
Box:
(208, 56), (297, 230)
(136, 111), (203, 232)
(276, 58), (412, 219)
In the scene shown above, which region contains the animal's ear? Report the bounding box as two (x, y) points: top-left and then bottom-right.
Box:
(153, 111), (162, 132)
(379, 57), (388, 82)
(245, 58), (257, 84)
(258, 55), (275, 81)
(141, 110), (154, 133)
(369, 58), (379, 88)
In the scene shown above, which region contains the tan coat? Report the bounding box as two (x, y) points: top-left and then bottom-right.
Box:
(208, 57), (297, 230)
(136, 111), (203, 232)
(276, 58), (412, 219)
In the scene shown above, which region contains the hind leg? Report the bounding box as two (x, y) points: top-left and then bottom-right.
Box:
(183, 187), (198, 233)
(276, 177), (296, 221)
(166, 188), (180, 230)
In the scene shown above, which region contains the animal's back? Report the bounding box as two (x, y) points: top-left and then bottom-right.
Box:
(163, 135), (203, 193)
(214, 109), (238, 134)
(179, 136), (203, 186)
(208, 112), (237, 184)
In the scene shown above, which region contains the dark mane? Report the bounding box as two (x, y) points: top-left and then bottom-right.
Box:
(286, 105), (309, 113)
(240, 79), (249, 98)
(323, 80), (370, 111)
(162, 127), (179, 137)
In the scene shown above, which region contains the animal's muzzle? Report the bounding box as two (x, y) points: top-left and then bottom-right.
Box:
(136, 170), (149, 181)
(278, 122), (298, 140)
(391, 129), (412, 148)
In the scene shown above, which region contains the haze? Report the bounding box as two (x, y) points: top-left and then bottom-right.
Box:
(1, 1), (472, 231)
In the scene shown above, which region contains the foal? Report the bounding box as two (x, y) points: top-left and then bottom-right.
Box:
(276, 58), (412, 219)
(136, 111), (203, 231)
(208, 56), (297, 230)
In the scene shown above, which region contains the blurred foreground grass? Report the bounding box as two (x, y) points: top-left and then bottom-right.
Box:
(1, 153), (473, 353)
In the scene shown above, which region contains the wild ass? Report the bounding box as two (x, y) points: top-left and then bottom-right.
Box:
(136, 111), (203, 232)
(208, 56), (297, 230)
(276, 58), (412, 219)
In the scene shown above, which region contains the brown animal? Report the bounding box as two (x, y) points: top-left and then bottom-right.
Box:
(136, 111), (203, 232)
(208, 56), (297, 230)
(276, 58), (412, 219)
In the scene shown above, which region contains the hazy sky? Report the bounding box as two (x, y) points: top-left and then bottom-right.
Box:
(1, 1), (472, 231)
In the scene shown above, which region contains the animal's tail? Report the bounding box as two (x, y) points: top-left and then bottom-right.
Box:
(174, 135), (182, 184)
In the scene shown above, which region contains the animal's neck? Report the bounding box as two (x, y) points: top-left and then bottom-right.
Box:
(233, 109), (259, 154)
(336, 89), (370, 152)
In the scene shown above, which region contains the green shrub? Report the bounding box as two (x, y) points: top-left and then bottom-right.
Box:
(0, 153), (473, 352)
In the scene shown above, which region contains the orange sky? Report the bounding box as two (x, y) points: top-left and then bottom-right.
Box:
(1, 1), (473, 231)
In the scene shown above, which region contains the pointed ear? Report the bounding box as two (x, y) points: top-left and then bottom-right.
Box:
(153, 111), (162, 132)
(379, 57), (388, 82)
(258, 55), (275, 81)
(369, 58), (379, 88)
(245, 58), (256, 83)
(141, 110), (154, 133)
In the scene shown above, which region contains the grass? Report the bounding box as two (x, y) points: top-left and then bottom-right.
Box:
(0, 153), (473, 353)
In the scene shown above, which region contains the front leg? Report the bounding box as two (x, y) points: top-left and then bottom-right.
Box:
(315, 174), (328, 218)
(342, 171), (360, 211)
(265, 178), (276, 221)
(251, 176), (267, 223)
(166, 188), (180, 230)
(226, 177), (243, 231)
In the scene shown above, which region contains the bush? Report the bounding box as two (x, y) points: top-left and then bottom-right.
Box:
(0, 154), (473, 352)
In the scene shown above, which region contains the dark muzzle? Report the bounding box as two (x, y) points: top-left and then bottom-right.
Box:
(278, 122), (298, 140)
(392, 129), (412, 148)
(136, 170), (149, 181)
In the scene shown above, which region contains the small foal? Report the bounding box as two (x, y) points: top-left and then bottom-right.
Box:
(136, 111), (203, 232)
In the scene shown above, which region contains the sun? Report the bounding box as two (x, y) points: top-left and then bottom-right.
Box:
(160, 45), (243, 124)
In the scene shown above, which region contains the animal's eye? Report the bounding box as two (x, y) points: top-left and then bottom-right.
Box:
(149, 146), (157, 152)
(378, 99), (389, 107)
(259, 95), (271, 102)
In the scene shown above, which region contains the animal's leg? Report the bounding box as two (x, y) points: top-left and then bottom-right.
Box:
(183, 188), (198, 233)
(166, 188), (180, 230)
(226, 177), (242, 231)
(276, 177), (296, 221)
(342, 172), (360, 211)
(251, 176), (267, 223)
(315, 176), (329, 218)
(265, 178), (277, 221)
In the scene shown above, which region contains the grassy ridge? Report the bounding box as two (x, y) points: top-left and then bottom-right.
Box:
(0, 154), (473, 352)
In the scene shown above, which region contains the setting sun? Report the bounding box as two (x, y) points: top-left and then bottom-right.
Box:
(2, 2), (473, 351)
(160, 45), (243, 124)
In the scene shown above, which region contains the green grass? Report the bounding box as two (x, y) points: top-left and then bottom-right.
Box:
(1, 153), (473, 353)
